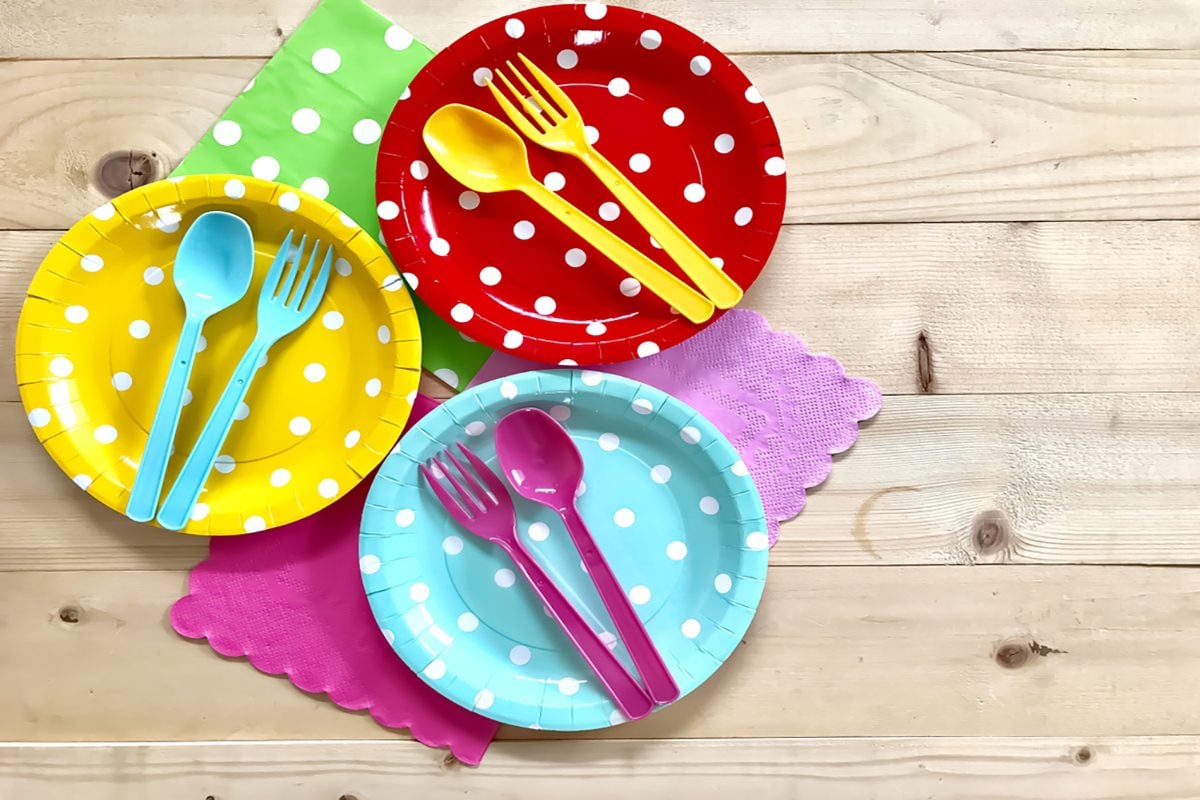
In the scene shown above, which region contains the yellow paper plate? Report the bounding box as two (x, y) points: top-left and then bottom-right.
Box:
(15, 174), (421, 535)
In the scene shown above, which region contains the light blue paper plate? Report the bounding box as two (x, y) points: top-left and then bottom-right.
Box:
(360, 369), (769, 730)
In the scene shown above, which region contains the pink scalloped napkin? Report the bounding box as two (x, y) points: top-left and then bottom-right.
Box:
(471, 309), (882, 545)
(171, 395), (499, 764)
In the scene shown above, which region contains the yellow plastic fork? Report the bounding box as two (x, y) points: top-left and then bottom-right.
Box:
(488, 53), (744, 310)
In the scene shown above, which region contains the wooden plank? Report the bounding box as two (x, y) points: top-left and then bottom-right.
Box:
(4, 53), (1200, 229)
(7, 219), (1200, 402)
(3, 566), (1200, 742)
(3, 390), (1198, 571)
(3, 737), (1200, 798)
(4, 0), (1200, 58)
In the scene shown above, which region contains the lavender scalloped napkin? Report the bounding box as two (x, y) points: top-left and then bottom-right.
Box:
(471, 309), (882, 545)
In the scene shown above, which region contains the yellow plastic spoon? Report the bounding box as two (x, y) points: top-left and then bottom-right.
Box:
(422, 104), (715, 325)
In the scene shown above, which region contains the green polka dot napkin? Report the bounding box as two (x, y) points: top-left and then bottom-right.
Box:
(172, 0), (492, 385)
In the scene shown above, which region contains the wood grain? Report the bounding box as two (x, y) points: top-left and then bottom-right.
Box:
(2, 391), (1198, 571)
(4, 737), (1200, 798)
(4, 53), (1200, 229)
(3, 566), (1200, 742)
(4, 0), (1200, 58)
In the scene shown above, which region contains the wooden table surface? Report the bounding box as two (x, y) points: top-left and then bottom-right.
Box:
(3, 0), (1200, 796)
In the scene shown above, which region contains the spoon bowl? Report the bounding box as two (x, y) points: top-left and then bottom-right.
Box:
(495, 407), (583, 509)
(174, 211), (256, 314)
(422, 104), (535, 194)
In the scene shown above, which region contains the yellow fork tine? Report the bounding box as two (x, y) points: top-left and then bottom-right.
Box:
(505, 59), (565, 122)
(493, 70), (551, 134)
(485, 79), (546, 139)
(516, 52), (579, 120)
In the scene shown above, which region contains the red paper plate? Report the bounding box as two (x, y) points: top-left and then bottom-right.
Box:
(377, 2), (785, 364)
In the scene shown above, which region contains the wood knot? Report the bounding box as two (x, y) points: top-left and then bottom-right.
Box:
(915, 331), (934, 393)
(205, 795), (216, 800)
(92, 150), (164, 198)
(971, 510), (1011, 555)
(58, 606), (81, 624)
(441, 752), (460, 769)
(1073, 746), (1092, 765)
(994, 640), (1030, 669)
(339, 794), (358, 800)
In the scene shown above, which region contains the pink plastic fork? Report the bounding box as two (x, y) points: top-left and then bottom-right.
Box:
(420, 443), (654, 721)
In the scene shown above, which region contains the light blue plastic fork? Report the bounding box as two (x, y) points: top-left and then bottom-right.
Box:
(156, 230), (333, 531)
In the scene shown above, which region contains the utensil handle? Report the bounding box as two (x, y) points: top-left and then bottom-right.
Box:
(580, 148), (744, 310)
(156, 338), (270, 531)
(522, 182), (715, 325)
(561, 504), (681, 705)
(125, 314), (205, 522)
(505, 541), (653, 721)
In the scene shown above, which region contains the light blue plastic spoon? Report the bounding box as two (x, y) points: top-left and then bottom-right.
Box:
(125, 211), (255, 523)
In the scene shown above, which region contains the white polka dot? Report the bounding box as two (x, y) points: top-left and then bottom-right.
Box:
(765, 156), (787, 176)
(650, 464), (672, 484)
(528, 521), (550, 542)
(586, 321), (607, 336)
(377, 200), (399, 220)
(213, 119), (242, 146)
(73, 474), (93, 490)
(494, 381), (517, 402)
(639, 29), (662, 49)
(495, 568), (516, 588)
(549, 405), (571, 423)
(458, 612), (479, 632)
(243, 78), (255, 93)
(442, 303), (474, 326)
(505, 17), (525, 37)
(690, 55), (712, 76)
(270, 468), (291, 487)
(48, 356), (73, 378)
(317, 478), (339, 500)
(322, 310), (344, 330)
(746, 85), (764, 103)
(608, 77), (630, 97)
(610, 710), (627, 725)
(410, 159), (429, 180)
(300, 362), (325, 383)
(503, 330), (524, 349)
(629, 585), (651, 605)
(430, 237), (450, 256)
(598, 432), (620, 452)
(712, 257), (725, 270)
(93, 424), (117, 444)
(735, 207), (754, 226)
(360, 554), (382, 574)
(637, 341), (660, 358)
(699, 496), (720, 515)
(343, 430), (360, 448)
(619, 277), (641, 297)
(465, 420), (486, 437)
(584, 1), (607, 18)
(543, 171), (566, 192)
(681, 619), (701, 638)
(508, 644), (532, 666)
(564, 247), (587, 268)
(312, 47), (340, 73)
(300, 177), (329, 199)
(746, 531), (768, 550)
(128, 320), (150, 339)
(667, 540), (688, 560)
(731, 459), (749, 476)
(614, 507), (635, 527)
(476, 266), (502, 288)
(684, 183), (706, 203)
(190, 503), (210, 522)
(598, 201), (621, 221)
(289, 416), (311, 436)
(663, 107), (684, 126)
(251, 155), (280, 180)
(584, 125), (600, 144)
(139, 267), (164, 288)
(154, 209), (181, 233)
(581, 370), (603, 386)
(223, 178), (246, 199)
(92, 202), (115, 221)
(714, 133), (736, 154)
(196, 336), (208, 351)
(473, 67), (494, 87)
(557, 676), (581, 696)
(235, 402), (250, 421)
(361, 378), (380, 398)
(212, 452), (235, 473)
(557, 48), (578, 69)
(399, 87), (411, 100)
(474, 689), (495, 710)
(513, 220), (535, 240)
(534, 296), (557, 316)
(458, 190), (481, 211)
(382, 629), (395, 645)
(559, 359), (578, 367)
(628, 153), (651, 173)
(576, 481), (587, 497)
(715, 573), (733, 594)
(385, 24), (413, 50)
(353, 118), (382, 144)
(403, 272), (419, 290)
(424, 659), (446, 679)
(244, 516), (267, 533)
(631, 398), (653, 415)
(111, 372), (132, 392)
(277, 191), (300, 212)
(28, 408), (50, 428)
(334, 258), (351, 277)
(434, 368), (459, 388)
(80, 254), (104, 272)
(388, 508), (414, 529)
(680, 426), (701, 444)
